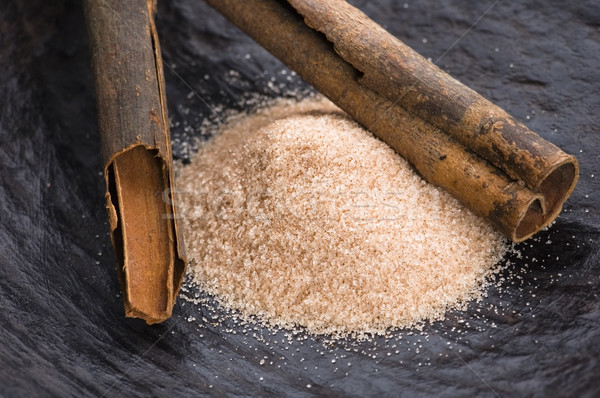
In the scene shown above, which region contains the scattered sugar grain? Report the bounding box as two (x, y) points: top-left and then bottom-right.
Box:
(177, 97), (508, 337)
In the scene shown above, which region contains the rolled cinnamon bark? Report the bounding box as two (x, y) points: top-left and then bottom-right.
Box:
(203, 0), (578, 242)
(288, 0), (578, 224)
(84, 0), (186, 323)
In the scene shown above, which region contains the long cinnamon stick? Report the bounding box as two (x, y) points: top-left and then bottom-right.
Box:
(203, 0), (578, 242)
(287, 0), (578, 223)
(84, 0), (186, 323)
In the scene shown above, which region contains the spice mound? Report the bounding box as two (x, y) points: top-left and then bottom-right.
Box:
(177, 97), (507, 337)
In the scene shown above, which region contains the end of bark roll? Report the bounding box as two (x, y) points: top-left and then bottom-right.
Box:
(537, 158), (579, 215)
(511, 157), (579, 242)
(106, 145), (185, 324)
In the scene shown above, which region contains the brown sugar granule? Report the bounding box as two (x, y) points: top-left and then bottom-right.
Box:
(176, 97), (507, 337)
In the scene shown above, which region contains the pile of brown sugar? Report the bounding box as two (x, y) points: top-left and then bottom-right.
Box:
(176, 97), (507, 337)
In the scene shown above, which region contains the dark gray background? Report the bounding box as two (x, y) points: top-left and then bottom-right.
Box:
(1, 1), (599, 396)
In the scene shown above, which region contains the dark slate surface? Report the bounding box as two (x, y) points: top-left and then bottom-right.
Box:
(1, 0), (599, 396)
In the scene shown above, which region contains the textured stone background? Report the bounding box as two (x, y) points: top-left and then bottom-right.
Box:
(1, 1), (599, 396)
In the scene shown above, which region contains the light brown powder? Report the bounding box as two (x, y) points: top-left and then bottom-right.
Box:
(176, 96), (507, 337)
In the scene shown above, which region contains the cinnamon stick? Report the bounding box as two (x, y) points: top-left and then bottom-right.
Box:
(288, 0), (578, 223)
(84, 0), (186, 323)
(203, 0), (579, 242)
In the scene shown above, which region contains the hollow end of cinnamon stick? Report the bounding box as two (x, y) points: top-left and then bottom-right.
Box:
(537, 158), (579, 214)
(105, 145), (185, 324)
(509, 157), (579, 239)
(499, 156), (578, 242)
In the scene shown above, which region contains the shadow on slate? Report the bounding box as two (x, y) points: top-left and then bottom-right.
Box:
(0, 0), (599, 396)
